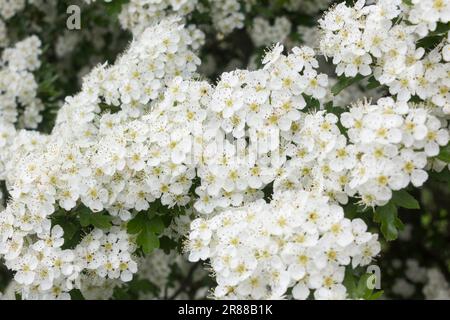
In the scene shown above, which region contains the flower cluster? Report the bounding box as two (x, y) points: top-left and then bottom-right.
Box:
(110, 0), (333, 41)
(0, 0), (25, 21)
(320, 0), (450, 114)
(0, 35), (43, 181)
(388, 258), (450, 300)
(338, 98), (448, 206)
(283, 0), (335, 15)
(118, 0), (199, 35)
(0, 19), (202, 299)
(101, 0), (244, 38)
(191, 44), (330, 214)
(0, 35), (43, 129)
(250, 17), (292, 48)
(208, 0), (244, 37)
(423, 268), (450, 299)
(187, 191), (380, 299)
(75, 227), (138, 284)
(1, 220), (136, 299)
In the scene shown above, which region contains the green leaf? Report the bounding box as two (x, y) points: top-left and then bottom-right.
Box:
(127, 214), (165, 235)
(105, 0), (130, 15)
(52, 217), (78, 239)
(343, 268), (357, 297)
(127, 214), (146, 234)
(79, 211), (91, 227)
(374, 202), (404, 241)
(91, 214), (113, 229)
(149, 201), (162, 215)
(438, 144), (450, 163)
(355, 274), (371, 298)
(332, 74), (365, 95)
(391, 190), (420, 209)
(113, 277), (160, 299)
(417, 23), (449, 50)
(52, 216), (82, 249)
(429, 22), (450, 36)
(128, 279), (158, 295)
(69, 289), (85, 300)
(113, 287), (132, 300)
(366, 76), (381, 90)
(128, 213), (164, 254)
(137, 229), (159, 254)
(366, 290), (384, 300)
(79, 210), (112, 229)
(303, 94), (320, 109)
(148, 217), (165, 234)
(429, 168), (450, 183)
(357, 273), (383, 300)
(159, 236), (178, 254)
(343, 268), (383, 300)
(343, 203), (359, 219)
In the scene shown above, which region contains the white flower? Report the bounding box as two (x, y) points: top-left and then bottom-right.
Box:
(443, 43), (450, 61)
(262, 43), (284, 69)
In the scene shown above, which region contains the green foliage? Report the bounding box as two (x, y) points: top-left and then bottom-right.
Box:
(429, 167), (450, 184)
(344, 268), (384, 300)
(127, 213), (166, 254)
(331, 74), (366, 95)
(366, 76), (382, 90)
(51, 209), (84, 249)
(53, 217), (82, 249)
(374, 202), (404, 241)
(372, 190), (420, 241)
(391, 190), (420, 210)
(79, 208), (113, 229)
(438, 144), (450, 163)
(303, 94), (321, 110)
(430, 22), (450, 36)
(343, 202), (360, 219)
(138, 231), (160, 255)
(159, 236), (179, 254)
(104, 0), (130, 15)
(69, 289), (85, 300)
(113, 277), (160, 300)
(417, 23), (450, 50)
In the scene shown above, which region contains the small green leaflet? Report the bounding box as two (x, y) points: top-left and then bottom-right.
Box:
(417, 23), (450, 50)
(127, 213), (165, 254)
(374, 202), (404, 241)
(429, 168), (450, 185)
(429, 22), (450, 36)
(137, 229), (160, 255)
(79, 210), (113, 229)
(51, 216), (82, 249)
(69, 289), (85, 300)
(105, 0), (130, 15)
(438, 144), (450, 163)
(366, 76), (382, 90)
(303, 94), (321, 109)
(331, 74), (365, 95)
(343, 268), (384, 300)
(159, 236), (179, 254)
(391, 190), (420, 210)
(113, 278), (160, 300)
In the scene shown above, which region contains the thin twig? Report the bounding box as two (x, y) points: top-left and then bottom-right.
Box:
(169, 262), (200, 300)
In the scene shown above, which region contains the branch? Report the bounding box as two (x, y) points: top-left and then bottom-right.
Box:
(169, 262), (201, 300)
